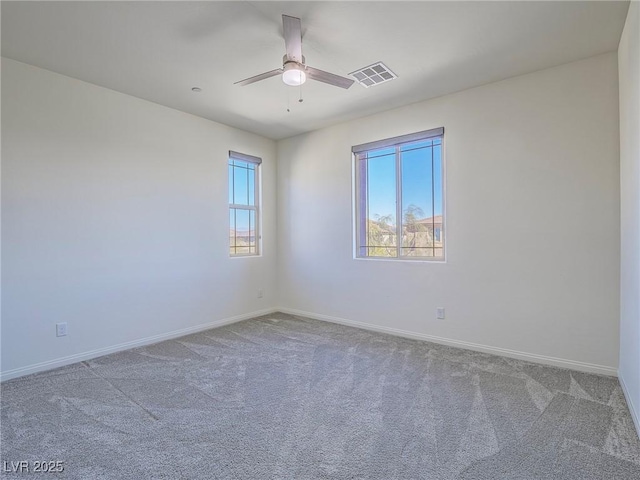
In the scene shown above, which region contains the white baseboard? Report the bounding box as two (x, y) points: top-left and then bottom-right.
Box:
(0, 308), (277, 382)
(3, 306), (619, 382)
(619, 373), (640, 437)
(278, 307), (618, 377)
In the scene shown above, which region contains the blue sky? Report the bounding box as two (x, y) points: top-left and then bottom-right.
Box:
(229, 142), (443, 233)
(229, 160), (255, 206)
(366, 140), (442, 224)
(229, 160), (256, 233)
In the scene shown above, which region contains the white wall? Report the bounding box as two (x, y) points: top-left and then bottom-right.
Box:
(1, 58), (277, 379)
(1, 50), (625, 381)
(277, 53), (620, 374)
(619, 1), (640, 432)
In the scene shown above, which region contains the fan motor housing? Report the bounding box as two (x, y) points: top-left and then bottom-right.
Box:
(283, 55), (306, 68)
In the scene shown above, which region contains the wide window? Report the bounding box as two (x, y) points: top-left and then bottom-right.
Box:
(229, 151), (261, 256)
(353, 127), (444, 260)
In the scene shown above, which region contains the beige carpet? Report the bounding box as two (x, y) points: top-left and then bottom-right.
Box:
(2, 312), (640, 479)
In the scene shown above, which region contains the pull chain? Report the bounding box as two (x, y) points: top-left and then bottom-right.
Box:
(286, 82), (303, 112)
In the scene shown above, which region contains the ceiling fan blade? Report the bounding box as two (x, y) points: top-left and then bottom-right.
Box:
(282, 14), (302, 63)
(234, 68), (283, 86)
(306, 66), (355, 89)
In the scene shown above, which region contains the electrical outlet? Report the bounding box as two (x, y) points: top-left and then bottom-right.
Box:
(56, 322), (68, 337)
(436, 308), (445, 320)
(257, 288), (264, 299)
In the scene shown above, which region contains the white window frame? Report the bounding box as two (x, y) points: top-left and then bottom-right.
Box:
(229, 151), (261, 257)
(353, 127), (445, 261)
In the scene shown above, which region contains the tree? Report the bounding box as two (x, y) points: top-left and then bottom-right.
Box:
(402, 204), (426, 254)
(366, 213), (396, 257)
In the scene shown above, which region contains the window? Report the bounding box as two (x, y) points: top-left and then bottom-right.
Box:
(353, 127), (444, 260)
(229, 151), (261, 256)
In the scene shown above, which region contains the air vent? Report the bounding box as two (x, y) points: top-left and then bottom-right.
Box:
(349, 62), (397, 88)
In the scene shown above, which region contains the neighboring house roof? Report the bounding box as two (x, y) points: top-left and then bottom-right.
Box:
(415, 215), (443, 226)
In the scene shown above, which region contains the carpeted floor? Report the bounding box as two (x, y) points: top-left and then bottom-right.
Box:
(1, 312), (640, 479)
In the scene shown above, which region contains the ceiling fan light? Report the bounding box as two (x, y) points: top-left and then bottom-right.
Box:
(282, 63), (306, 86)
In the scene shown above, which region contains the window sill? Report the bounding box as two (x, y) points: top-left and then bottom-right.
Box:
(353, 256), (446, 264)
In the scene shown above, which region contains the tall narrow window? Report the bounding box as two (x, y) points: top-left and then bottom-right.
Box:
(354, 127), (444, 260)
(229, 151), (261, 256)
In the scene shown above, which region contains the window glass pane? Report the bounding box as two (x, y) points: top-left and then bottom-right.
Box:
(401, 145), (433, 257)
(249, 209), (256, 250)
(229, 153), (260, 256)
(433, 144), (444, 255)
(228, 164), (234, 204)
(355, 131), (443, 260)
(248, 168), (255, 206)
(433, 145), (443, 217)
(235, 209), (250, 252)
(229, 209), (236, 255)
(400, 139), (432, 152)
(233, 162), (249, 205)
(365, 149), (397, 257)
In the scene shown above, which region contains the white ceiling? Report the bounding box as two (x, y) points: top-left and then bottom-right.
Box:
(1, 1), (629, 140)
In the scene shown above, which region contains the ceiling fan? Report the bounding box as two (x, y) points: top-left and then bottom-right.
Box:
(234, 14), (354, 89)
